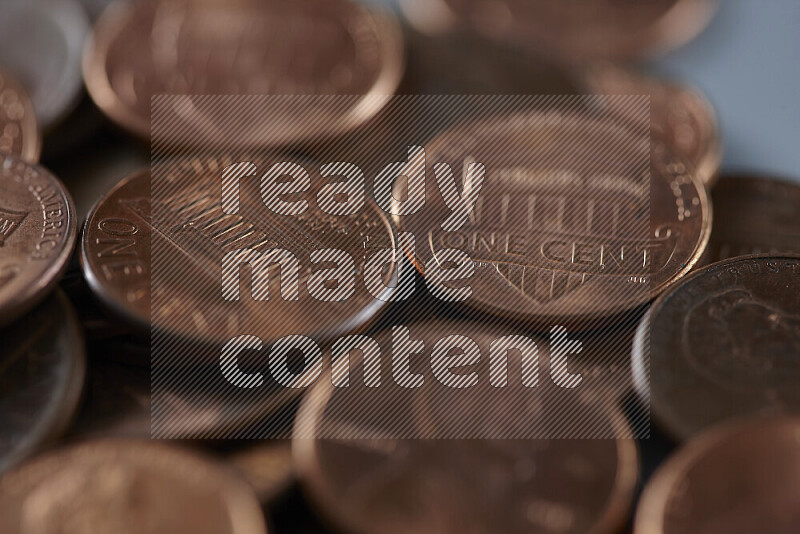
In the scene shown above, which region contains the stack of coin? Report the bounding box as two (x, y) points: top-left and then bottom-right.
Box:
(0, 0), (798, 533)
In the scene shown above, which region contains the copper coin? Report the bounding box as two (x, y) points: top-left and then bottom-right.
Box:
(403, 0), (718, 60)
(703, 174), (800, 263)
(228, 440), (294, 505)
(401, 111), (711, 328)
(0, 0), (89, 132)
(293, 319), (639, 534)
(0, 290), (86, 474)
(83, 0), (404, 143)
(0, 440), (267, 534)
(0, 153), (78, 326)
(634, 255), (800, 440)
(81, 158), (398, 346)
(0, 68), (40, 162)
(581, 63), (722, 187)
(635, 417), (800, 534)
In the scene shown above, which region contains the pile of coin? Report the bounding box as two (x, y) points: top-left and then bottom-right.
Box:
(0, 0), (799, 533)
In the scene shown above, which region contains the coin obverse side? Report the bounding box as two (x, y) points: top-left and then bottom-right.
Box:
(635, 417), (800, 534)
(634, 255), (800, 441)
(0, 440), (267, 534)
(293, 319), (640, 534)
(704, 174), (800, 263)
(0, 69), (40, 162)
(403, 0), (718, 60)
(401, 111), (711, 328)
(0, 153), (77, 326)
(0, 0), (89, 132)
(83, 0), (404, 143)
(0, 290), (86, 474)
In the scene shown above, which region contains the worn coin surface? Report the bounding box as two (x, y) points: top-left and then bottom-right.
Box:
(0, 290), (86, 474)
(634, 255), (800, 440)
(402, 0), (718, 60)
(0, 153), (78, 326)
(294, 319), (639, 534)
(0, 440), (267, 534)
(81, 157), (398, 346)
(401, 111), (710, 328)
(635, 417), (800, 534)
(0, 0), (89, 131)
(84, 0), (404, 143)
(703, 175), (800, 263)
(581, 63), (721, 186)
(0, 68), (40, 162)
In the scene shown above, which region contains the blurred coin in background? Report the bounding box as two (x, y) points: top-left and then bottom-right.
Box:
(0, 153), (77, 326)
(228, 441), (294, 505)
(635, 417), (800, 534)
(83, 0), (404, 145)
(401, 110), (710, 329)
(293, 321), (640, 534)
(0, 290), (86, 474)
(634, 255), (800, 441)
(401, 0), (718, 61)
(581, 63), (722, 187)
(0, 440), (267, 534)
(0, 0), (89, 132)
(703, 174), (800, 263)
(0, 68), (40, 162)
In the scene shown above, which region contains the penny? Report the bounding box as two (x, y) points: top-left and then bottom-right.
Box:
(228, 440), (294, 504)
(83, 0), (404, 144)
(633, 255), (800, 440)
(635, 417), (800, 534)
(703, 175), (800, 263)
(581, 63), (721, 186)
(0, 440), (267, 534)
(400, 111), (710, 328)
(0, 68), (40, 162)
(402, 0), (718, 60)
(0, 0), (89, 131)
(293, 319), (639, 534)
(0, 290), (86, 474)
(0, 152), (78, 326)
(81, 157), (398, 347)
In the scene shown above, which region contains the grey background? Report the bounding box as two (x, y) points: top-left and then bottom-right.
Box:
(372, 0), (800, 181)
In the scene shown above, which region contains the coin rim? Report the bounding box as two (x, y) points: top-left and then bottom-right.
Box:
(0, 289), (87, 474)
(0, 67), (41, 162)
(82, 0), (406, 143)
(0, 155), (78, 326)
(633, 415), (800, 534)
(292, 323), (640, 534)
(634, 253), (800, 441)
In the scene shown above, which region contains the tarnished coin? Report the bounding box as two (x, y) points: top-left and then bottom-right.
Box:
(228, 441), (294, 505)
(83, 0), (404, 143)
(0, 440), (267, 534)
(634, 255), (800, 440)
(0, 290), (86, 474)
(401, 111), (710, 328)
(581, 63), (722, 186)
(0, 0), (89, 131)
(81, 157), (398, 346)
(703, 175), (800, 263)
(635, 417), (800, 534)
(0, 68), (40, 162)
(293, 319), (639, 534)
(0, 153), (77, 326)
(402, 0), (718, 60)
